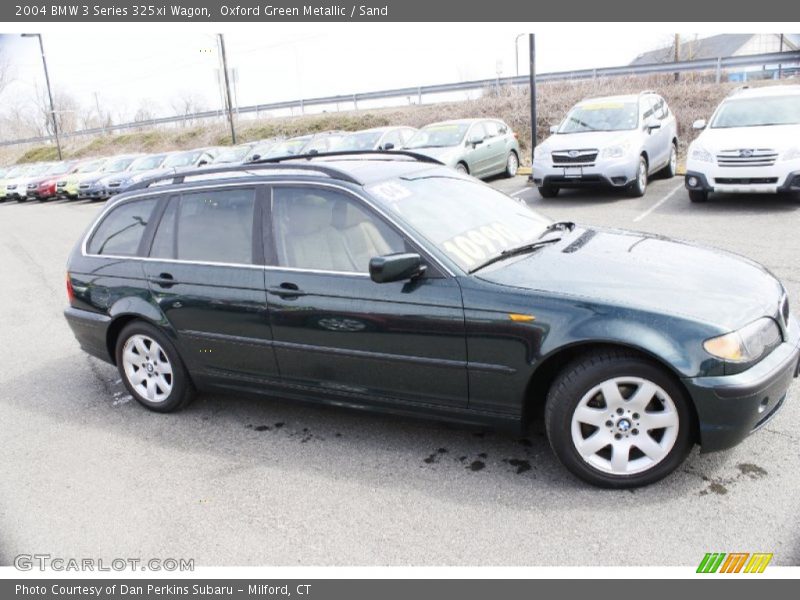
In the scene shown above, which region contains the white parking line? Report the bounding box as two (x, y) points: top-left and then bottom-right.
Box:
(511, 188), (530, 197)
(633, 183), (684, 223)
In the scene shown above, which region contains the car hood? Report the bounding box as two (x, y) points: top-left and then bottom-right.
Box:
(540, 130), (635, 151)
(478, 226), (783, 331)
(406, 146), (462, 165)
(696, 124), (800, 153)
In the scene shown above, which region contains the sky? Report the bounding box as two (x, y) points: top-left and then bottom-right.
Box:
(0, 26), (789, 127)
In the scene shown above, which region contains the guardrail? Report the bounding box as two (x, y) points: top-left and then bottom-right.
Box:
(3, 50), (799, 148)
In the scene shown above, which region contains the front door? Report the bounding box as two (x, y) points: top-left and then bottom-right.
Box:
(263, 184), (468, 407)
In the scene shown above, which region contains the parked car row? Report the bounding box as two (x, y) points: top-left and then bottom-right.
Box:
(532, 84), (800, 201)
(1, 118), (524, 204)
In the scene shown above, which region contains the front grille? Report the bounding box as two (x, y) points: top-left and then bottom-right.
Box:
(27, 183), (37, 190)
(7, 184), (16, 190)
(79, 184), (90, 189)
(552, 149), (598, 165)
(716, 149), (778, 167)
(108, 181), (121, 188)
(56, 181), (66, 188)
(715, 177), (779, 185)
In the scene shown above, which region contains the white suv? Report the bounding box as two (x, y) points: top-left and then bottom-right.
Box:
(532, 92), (679, 198)
(685, 85), (800, 202)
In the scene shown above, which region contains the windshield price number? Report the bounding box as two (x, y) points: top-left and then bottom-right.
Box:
(442, 223), (522, 268)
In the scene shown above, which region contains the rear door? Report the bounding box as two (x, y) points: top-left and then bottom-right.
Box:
(262, 183), (468, 408)
(142, 185), (280, 382)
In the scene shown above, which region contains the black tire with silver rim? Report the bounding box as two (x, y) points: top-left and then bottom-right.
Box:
(455, 162), (469, 175)
(116, 321), (195, 412)
(627, 156), (648, 197)
(545, 350), (692, 488)
(538, 184), (560, 198)
(662, 143), (678, 178)
(504, 152), (519, 178)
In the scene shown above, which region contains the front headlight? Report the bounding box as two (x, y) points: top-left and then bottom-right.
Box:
(689, 145), (713, 163)
(703, 317), (781, 363)
(533, 145), (548, 159)
(782, 147), (800, 161)
(601, 142), (630, 159)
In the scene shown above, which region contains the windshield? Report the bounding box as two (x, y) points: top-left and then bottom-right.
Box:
(46, 162), (71, 175)
(29, 164), (51, 176)
(214, 145), (251, 163)
(104, 157), (137, 172)
(405, 124), (469, 149)
(367, 176), (550, 272)
(130, 155), (167, 171)
(558, 101), (639, 133)
(163, 151), (201, 168)
(77, 160), (106, 173)
(6, 166), (25, 177)
(337, 131), (384, 151)
(711, 95), (800, 128)
(260, 138), (308, 159)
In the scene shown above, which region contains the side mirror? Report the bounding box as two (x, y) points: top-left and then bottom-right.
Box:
(383, 142), (395, 151)
(467, 134), (484, 146)
(251, 154), (261, 161)
(197, 159), (208, 166)
(692, 119), (707, 130)
(645, 119), (661, 132)
(549, 125), (559, 134)
(308, 149), (319, 155)
(369, 253), (426, 283)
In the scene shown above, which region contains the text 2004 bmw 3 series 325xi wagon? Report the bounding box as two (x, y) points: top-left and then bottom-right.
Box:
(64, 151), (800, 488)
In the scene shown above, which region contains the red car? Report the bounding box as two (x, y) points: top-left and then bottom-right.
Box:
(27, 160), (80, 201)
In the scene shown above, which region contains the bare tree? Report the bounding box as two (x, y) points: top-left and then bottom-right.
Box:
(170, 91), (207, 126)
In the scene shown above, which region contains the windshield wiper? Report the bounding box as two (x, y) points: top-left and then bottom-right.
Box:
(567, 117), (596, 131)
(536, 221), (575, 239)
(468, 238), (561, 274)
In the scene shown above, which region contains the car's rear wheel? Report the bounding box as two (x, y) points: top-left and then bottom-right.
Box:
(661, 143), (678, 178)
(538, 184), (560, 198)
(545, 351), (693, 488)
(689, 190), (708, 203)
(504, 152), (519, 178)
(627, 156), (648, 197)
(115, 321), (195, 413)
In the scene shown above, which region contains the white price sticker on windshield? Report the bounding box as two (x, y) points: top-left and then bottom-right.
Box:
(369, 182), (412, 202)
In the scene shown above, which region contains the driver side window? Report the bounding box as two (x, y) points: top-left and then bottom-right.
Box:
(270, 187), (405, 273)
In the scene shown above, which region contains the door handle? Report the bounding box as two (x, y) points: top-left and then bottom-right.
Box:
(148, 272), (176, 288)
(267, 282), (306, 298)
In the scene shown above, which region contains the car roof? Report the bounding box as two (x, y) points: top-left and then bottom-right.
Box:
(578, 94), (643, 105)
(422, 118), (488, 127)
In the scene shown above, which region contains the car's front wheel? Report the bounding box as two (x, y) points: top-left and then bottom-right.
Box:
(538, 184), (560, 198)
(115, 321), (195, 413)
(689, 190), (708, 203)
(455, 162), (469, 175)
(627, 156), (648, 197)
(545, 350), (693, 488)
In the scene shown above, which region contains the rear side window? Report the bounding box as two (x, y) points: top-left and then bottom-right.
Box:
(87, 198), (158, 256)
(150, 188), (255, 265)
(483, 121), (500, 137)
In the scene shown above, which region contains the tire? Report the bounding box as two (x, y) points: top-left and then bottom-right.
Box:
(538, 184), (560, 198)
(455, 162), (469, 175)
(688, 190), (708, 203)
(661, 143), (678, 179)
(626, 156), (648, 197)
(544, 350), (693, 488)
(504, 151), (519, 178)
(115, 321), (195, 413)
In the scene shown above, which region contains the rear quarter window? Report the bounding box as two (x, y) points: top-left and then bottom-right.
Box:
(87, 198), (158, 256)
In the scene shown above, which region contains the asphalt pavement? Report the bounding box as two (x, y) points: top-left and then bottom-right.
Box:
(1, 178), (799, 567)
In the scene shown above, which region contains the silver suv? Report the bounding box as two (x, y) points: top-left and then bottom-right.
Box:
(532, 92), (678, 197)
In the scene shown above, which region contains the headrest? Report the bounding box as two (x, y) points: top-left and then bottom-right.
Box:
(331, 198), (364, 230)
(283, 195), (332, 236)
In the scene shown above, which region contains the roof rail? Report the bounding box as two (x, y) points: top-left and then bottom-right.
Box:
(254, 149), (445, 165)
(125, 161), (363, 192)
(638, 90), (657, 95)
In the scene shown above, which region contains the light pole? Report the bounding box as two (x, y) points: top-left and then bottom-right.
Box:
(515, 33), (525, 76)
(528, 34), (536, 183)
(21, 33), (62, 159)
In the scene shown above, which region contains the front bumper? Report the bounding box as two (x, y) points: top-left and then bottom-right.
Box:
(685, 317), (800, 452)
(532, 155), (639, 188)
(685, 164), (800, 195)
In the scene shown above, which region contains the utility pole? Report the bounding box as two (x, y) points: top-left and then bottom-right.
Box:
(21, 33), (62, 160)
(778, 33), (785, 79)
(528, 33), (536, 183)
(218, 33), (237, 144)
(674, 33), (681, 82)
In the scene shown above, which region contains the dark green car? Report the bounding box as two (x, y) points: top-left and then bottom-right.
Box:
(64, 151), (799, 488)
